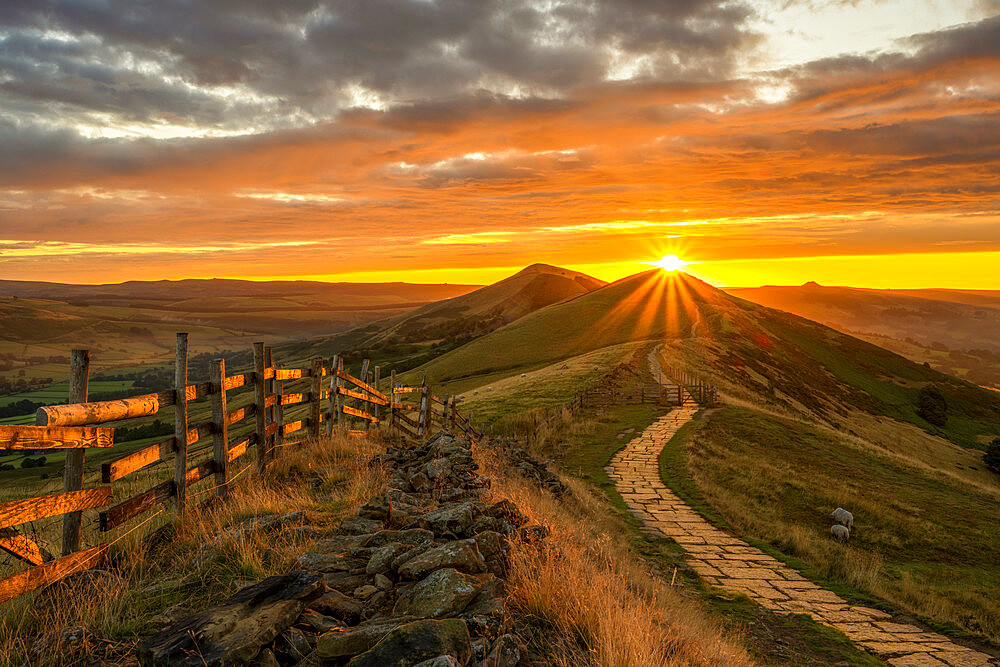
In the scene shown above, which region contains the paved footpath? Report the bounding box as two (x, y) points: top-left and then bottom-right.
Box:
(606, 409), (997, 667)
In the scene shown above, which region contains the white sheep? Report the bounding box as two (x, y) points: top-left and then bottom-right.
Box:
(830, 524), (850, 543)
(487, 386), (493, 391)
(830, 508), (854, 531)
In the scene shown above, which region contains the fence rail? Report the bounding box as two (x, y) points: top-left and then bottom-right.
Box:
(0, 333), (480, 605)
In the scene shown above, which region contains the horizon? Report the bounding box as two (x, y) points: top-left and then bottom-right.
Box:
(2, 2), (998, 288)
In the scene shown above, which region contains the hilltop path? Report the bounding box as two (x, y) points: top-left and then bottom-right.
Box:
(606, 408), (997, 667)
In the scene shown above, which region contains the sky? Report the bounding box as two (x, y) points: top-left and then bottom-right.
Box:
(0, 0), (998, 288)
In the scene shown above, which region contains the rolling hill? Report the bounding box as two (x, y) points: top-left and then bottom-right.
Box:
(274, 263), (605, 366)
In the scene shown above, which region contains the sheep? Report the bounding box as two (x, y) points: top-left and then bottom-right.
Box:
(520, 373), (526, 378)
(830, 507), (854, 531)
(830, 524), (850, 543)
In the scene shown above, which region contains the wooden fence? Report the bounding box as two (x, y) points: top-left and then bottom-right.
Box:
(0, 335), (477, 605)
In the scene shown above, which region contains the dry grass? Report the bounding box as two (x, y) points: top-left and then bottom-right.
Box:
(0, 433), (386, 666)
(478, 447), (750, 666)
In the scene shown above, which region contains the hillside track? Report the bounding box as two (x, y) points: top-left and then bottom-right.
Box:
(606, 409), (997, 667)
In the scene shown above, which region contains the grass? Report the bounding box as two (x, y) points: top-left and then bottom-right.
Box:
(666, 405), (1000, 645)
(0, 432), (386, 666)
(505, 399), (882, 665)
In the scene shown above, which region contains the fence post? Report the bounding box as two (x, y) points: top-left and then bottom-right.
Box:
(59, 349), (89, 555)
(389, 370), (396, 429)
(311, 357), (323, 439)
(274, 357), (285, 452)
(442, 395), (451, 430)
(335, 357), (345, 433)
(174, 334), (189, 517)
(417, 375), (428, 439)
(372, 365), (381, 425)
(210, 358), (230, 499)
(265, 347), (275, 462)
(326, 355), (338, 436)
(253, 342), (268, 469)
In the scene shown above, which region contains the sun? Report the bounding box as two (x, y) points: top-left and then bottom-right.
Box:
(651, 254), (689, 272)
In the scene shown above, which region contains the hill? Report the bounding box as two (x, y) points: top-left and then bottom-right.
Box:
(0, 279), (478, 386)
(407, 270), (1000, 449)
(274, 263), (605, 367)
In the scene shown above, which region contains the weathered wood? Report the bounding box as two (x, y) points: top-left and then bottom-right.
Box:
(102, 438), (172, 483)
(395, 410), (419, 428)
(174, 333), (189, 518)
(185, 459), (215, 488)
(37, 391), (169, 427)
(389, 369), (396, 429)
(0, 425), (113, 450)
(62, 350), (89, 556)
(183, 382), (211, 402)
(253, 342), (268, 470)
(226, 403), (257, 426)
(335, 369), (388, 401)
(335, 386), (388, 406)
(99, 480), (173, 531)
(342, 405), (377, 422)
(0, 527), (53, 566)
(0, 545), (107, 604)
(392, 386), (420, 394)
(282, 420), (304, 436)
(279, 392), (309, 406)
(210, 359), (230, 500)
(372, 366), (381, 424)
(1, 487), (111, 531)
(223, 373), (249, 391)
(347, 429), (367, 437)
(393, 420), (417, 438)
(334, 357), (345, 435)
(265, 347), (276, 462)
(274, 368), (304, 381)
(310, 358), (322, 439)
(186, 421), (214, 446)
(227, 436), (251, 463)
(325, 355), (338, 437)
(417, 377), (428, 439)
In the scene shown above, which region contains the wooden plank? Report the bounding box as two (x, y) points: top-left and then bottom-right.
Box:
(335, 370), (388, 401)
(227, 436), (251, 463)
(102, 437), (174, 483)
(347, 429), (367, 437)
(0, 527), (52, 566)
(0, 425), (113, 450)
(263, 394), (278, 409)
(336, 386), (388, 406)
(184, 459), (215, 488)
(392, 386), (420, 394)
(184, 382), (212, 401)
(395, 410), (419, 429)
(99, 480), (173, 531)
(37, 392), (164, 427)
(0, 545), (107, 604)
(265, 422), (279, 438)
(275, 368), (304, 381)
(342, 405), (377, 422)
(279, 392), (309, 406)
(393, 421), (417, 438)
(282, 420), (304, 436)
(223, 373), (250, 391)
(186, 421), (214, 446)
(226, 403), (257, 426)
(0, 488), (112, 531)
(262, 367), (275, 380)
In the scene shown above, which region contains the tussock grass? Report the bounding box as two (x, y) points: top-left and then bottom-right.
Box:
(480, 448), (750, 666)
(0, 433), (386, 666)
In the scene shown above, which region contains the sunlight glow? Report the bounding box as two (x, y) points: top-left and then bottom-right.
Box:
(649, 254), (691, 272)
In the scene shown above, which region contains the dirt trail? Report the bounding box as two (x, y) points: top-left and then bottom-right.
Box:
(606, 409), (997, 667)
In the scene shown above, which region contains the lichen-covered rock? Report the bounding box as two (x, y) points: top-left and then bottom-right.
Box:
(397, 539), (487, 580)
(367, 542), (413, 575)
(362, 528), (434, 548)
(485, 633), (521, 667)
(358, 495), (393, 522)
(309, 589), (362, 625)
(315, 620), (409, 659)
(324, 572), (369, 594)
(340, 516), (384, 535)
(393, 569), (481, 619)
(420, 501), (484, 537)
(136, 572), (324, 666)
(413, 655), (461, 667)
(346, 619), (471, 667)
(296, 552), (366, 573)
(310, 534), (364, 554)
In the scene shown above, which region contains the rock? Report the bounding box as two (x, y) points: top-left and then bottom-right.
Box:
(311, 534), (365, 554)
(249, 648), (280, 667)
(340, 516), (384, 535)
(346, 619), (471, 667)
(485, 634), (520, 667)
(393, 569), (481, 619)
(149, 604), (194, 628)
(408, 469), (433, 493)
(362, 528), (434, 548)
(276, 627), (313, 662)
(309, 589), (362, 625)
(413, 656), (461, 667)
(316, 620), (407, 659)
(467, 516), (501, 535)
(358, 495), (393, 522)
(420, 502), (484, 537)
(297, 552), (366, 572)
(459, 576), (504, 634)
(374, 573), (393, 591)
(367, 542), (413, 576)
(324, 572), (369, 594)
(486, 500), (528, 527)
(297, 609), (344, 633)
(472, 531), (505, 561)
(362, 590), (389, 620)
(397, 540), (487, 580)
(136, 572), (325, 666)
(354, 585), (379, 600)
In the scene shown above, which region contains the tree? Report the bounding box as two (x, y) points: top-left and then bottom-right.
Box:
(917, 385), (948, 427)
(984, 438), (1000, 473)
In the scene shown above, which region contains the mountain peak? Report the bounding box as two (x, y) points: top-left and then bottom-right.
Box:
(802, 281), (822, 288)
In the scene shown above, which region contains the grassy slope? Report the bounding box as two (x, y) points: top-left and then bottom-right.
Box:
(666, 406), (1000, 644)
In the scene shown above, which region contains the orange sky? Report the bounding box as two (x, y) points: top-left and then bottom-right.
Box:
(1, 2), (998, 288)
